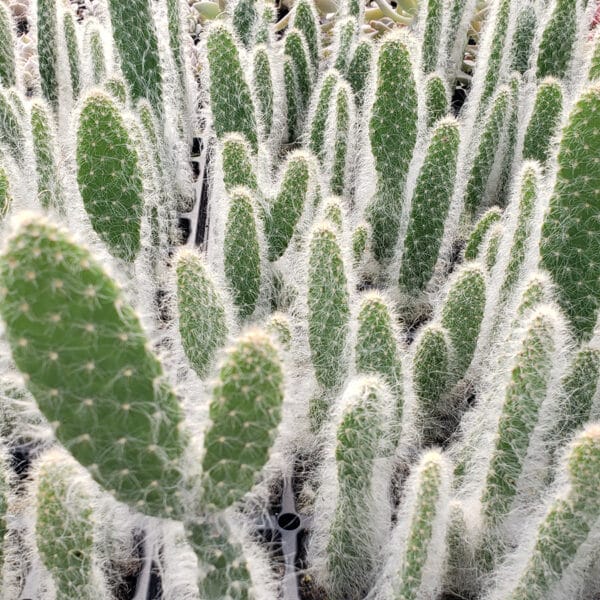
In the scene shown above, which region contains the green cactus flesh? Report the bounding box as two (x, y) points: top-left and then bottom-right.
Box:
(87, 26), (106, 85)
(510, 5), (536, 74)
(536, 0), (577, 80)
(284, 30), (312, 116)
(422, 0), (442, 74)
(284, 56), (300, 143)
(233, 0), (257, 49)
(0, 163), (12, 220)
(329, 84), (352, 196)
(346, 40), (373, 108)
(0, 90), (25, 164)
(63, 11), (81, 99)
(252, 46), (274, 137)
(425, 74), (449, 128)
(464, 207), (502, 260)
(221, 134), (259, 193)
(37, 0), (59, 107)
(0, 3), (16, 88)
(352, 224), (369, 266)
(480, 0), (511, 107)
(293, 0), (320, 68)
(333, 18), (356, 75)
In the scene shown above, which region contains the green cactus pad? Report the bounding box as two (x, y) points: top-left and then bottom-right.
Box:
(284, 29), (313, 116)
(252, 46), (274, 137)
(86, 22), (106, 85)
(175, 250), (229, 379)
(76, 91), (143, 262)
(201, 330), (284, 510)
(536, 0), (577, 80)
(464, 207), (502, 260)
(105, 77), (128, 105)
(0, 215), (188, 518)
(333, 17), (356, 75)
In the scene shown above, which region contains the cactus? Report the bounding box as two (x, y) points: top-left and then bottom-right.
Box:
(221, 133), (259, 193)
(412, 324), (452, 444)
(0, 215), (188, 518)
(62, 10), (81, 99)
(232, 0), (258, 49)
(0, 2), (16, 88)
(333, 17), (356, 75)
(35, 452), (97, 599)
(264, 152), (311, 261)
(346, 40), (373, 109)
(284, 29), (313, 117)
(207, 24), (258, 152)
(175, 249), (229, 379)
(440, 264), (486, 380)
(31, 99), (61, 211)
(284, 56), (300, 143)
(309, 70), (339, 162)
(367, 32), (418, 263)
(481, 308), (560, 536)
(292, 0), (320, 69)
(589, 30), (600, 81)
(321, 377), (393, 599)
(252, 45), (274, 137)
(0, 449), (8, 576)
(107, 0), (164, 116)
(322, 196), (344, 231)
(37, 0), (59, 107)
(464, 207), (502, 261)
(463, 86), (511, 217)
(510, 5), (536, 74)
(421, 0), (442, 74)
(200, 329), (284, 510)
(398, 118), (460, 296)
(536, 0), (578, 80)
(501, 425), (600, 600)
(352, 223), (369, 266)
(308, 222), (350, 391)
(425, 73), (449, 128)
(540, 83), (600, 340)
(496, 73), (521, 205)
(0, 89), (25, 164)
(255, 2), (275, 45)
(327, 83), (353, 196)
(0, 163), (12, 220)
(514, 273), (554, 320)
(76, 91), (143, 262)
(224, 188), (262, 319)
(483, 222), (503, 271)
(355, 293), (403, 429)
(522, 79), (563, 166)
(166, 0), (186, 85)
(86, 22), (106, 85)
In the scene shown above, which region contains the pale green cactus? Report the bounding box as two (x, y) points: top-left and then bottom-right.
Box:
(0, 89), (25, 164)
(284, 29), (313, 118)
(327, 82), (353, 196)
(105, 76), (128, 105)
(0, 163), (11, 220)
(510, 4), (536, 74)
(63, 10), (81, 99)
(464, 207), (502, 261)
(284, 56), (300, 143)
(221, 133), (259, 193)
(252, 45), (274, 137)
(265, 312), (292, 350)
(483, 222), (504, 271)
(421, 0), (442, 74)
(37, 0), (59, 107)
(346, 39), (373, 108)
(425, 73), (449, 128)
(309, 70), (339, 162)
(86, 22), (106, 86)
(332, 17), (356, 75)
(351, 223), (369, 266)
(232, 0), (258, 49)
(292, 0), (320, 68)
(0, 3), (16, 88)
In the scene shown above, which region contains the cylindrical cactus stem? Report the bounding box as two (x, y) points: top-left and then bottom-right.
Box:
(0, 2), (16, 88)
(265, 312), (292, 350)
(283, 55), (300, 143)
(0, 215), (189, 519)
(317, 376), (394, 599)
(424, 73), (449, 128)
(321, 196), (344, 231)
(175, 249), (229, 379)
(0, 89), (25, 165)
(367, 32), (418, 263)
(232, 0), (258, 49)
(252, 45), (274, 137)
(62, 10), (81, 100)
(224, 187), (262, 319)
(200, 329), (284, 510)
(255, 1), (275, 45)
(540, 82), (600, 340)
(463, 85), (511, 218)
(307, 222), (351, 392)
(443, 0), (469, 75)
(264, 151), (312, 261)
(380, 450), (452, 600)
(207, 23), (258, 152)
(351, 222), (369, 266)
(35, 451), (100, 600)
(292, 0), (320, 69)
(444, 500), (476, 598)
(346, 39), (373, 108)
(76, 91), (144, 263)
(308, 69), (340, 162)
(0, 448), (9, 580)
(283, 29), (313, 117)
(37, 0), (59, 107)
(536, 0), (578, 80)
(500, 425), (600, 600)
(30, 99), (62, 212)
(0, 163), (12, 219)
(509, 4), (536, 74)
(522, 79), (563, 166)
(326, 82), (354, 196)
(480, 307), (562, 544)
(398, 118), (460, 297)
(355, 293), (404, 437)
(483, 222), (504, 271)
(589, 30), (600, 81)
(85, 21), (107, 85)
(105, 76), (128, 104)
(440, 263), (486, 381)
(221, 133), (259, 193)
(421, 0), (442, 74)
(107, 0), (164, 116)
(332, 17), (357, 75)
(464, 207), (502, 261)
(412, 324), (452, 444)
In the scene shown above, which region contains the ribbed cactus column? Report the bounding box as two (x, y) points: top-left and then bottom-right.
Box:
(425, 73), (449, 128)
(421, 0), (442, 74)
(483, 223), (503, 271)
(522, 79), (563, 166)
(86, 22), (106, 85)
(37, 0), (59, 107)
(221, 133), (259, 193)
(62, 10), (81, 100)
(347, 39), (373, 108)
(308, 222), (350, 394)
(0, 216), (188, 518)
(504, 425), (600, 600)
(232, 0), (258, 49)
(200, 330), (284, 510)
(224, 188), (262, 319)
(0, 164), (11, 219)
(252, 45), (274, 137)
(464, 207), (502, 260)
(309, 70), (339, 162)
(536, 0), (578, 80)
(332, 17), (356, 75)
(35, 452), (97, 600)
(175, 250), (229, 379)
(480, 308), (560, 548)
(321, 377), (392, 600)
(540, 83), (600, 340)
(207, 24), (258, 152)
(0, 2), (16, 88)
(76, 91), (143, 262)
(166, 0), (186, 85)
(510, 5), (536, 74)
(398, 118), (460, 297)
(284, 56), (299, 143)
(107, 0), (164, 116)
(265, 151), (311, 261)
(368, 32), (418, 263)
(266, 312), (292, 350)
(292, 0), (320, 69)
(352, 223), (369, 266)
(0, 89), (25, 165)
(440, 264), (486, 381)
(327, 83), (353, 196)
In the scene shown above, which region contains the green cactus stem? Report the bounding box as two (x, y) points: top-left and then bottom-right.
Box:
(63, 10), (81, 100)
(351, 223), (369, 266)
(266, 312), (292, 350)
(464, 207), (502, 261)
(232, 0), (258, 49)
(0, 89), (25, 164)
(346, 40), (373, 109)
(105, 77), (128, 105)
(0, 162), (13, 220)
(510, 5), (536, 74)
(252, 45), (274, 137)
(425, 73), (449, 128)
(327, 83), (353, 196)
(37, 0), (59, 107)
(284, 56), (300, 143)
(221, 133), (259, 194)
(333, 17), (356, 75)
(421, 0), (442, 74)
(309, 70), (339, 162)
(292, 0), (320, 68)
(86, 22), (106, 86)
(483, 223), (503, 271)
(284, 29), (313, 117)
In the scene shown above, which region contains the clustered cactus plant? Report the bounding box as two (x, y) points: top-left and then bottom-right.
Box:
(0, 1), (599, 599)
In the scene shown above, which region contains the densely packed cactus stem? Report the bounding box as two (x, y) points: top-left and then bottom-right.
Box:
(221, 133), (259, 193)
(510, 4), (536, 74)
(0, 2), (16, 89)
(37, 0), (59, 108)
(464, 207), (502, 261)
(252, 45), (274, 138)
(421, 0), (442, 74)
(62, 10), (81, 100)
